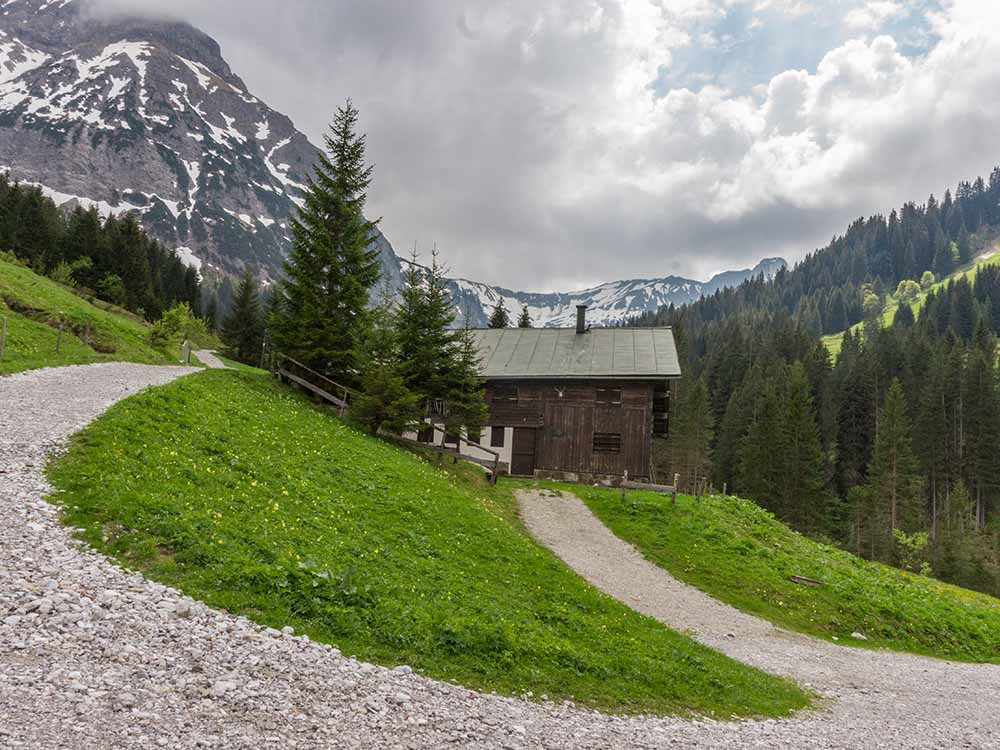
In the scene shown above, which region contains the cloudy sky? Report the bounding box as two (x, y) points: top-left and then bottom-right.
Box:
(95, 0), (1000, 291)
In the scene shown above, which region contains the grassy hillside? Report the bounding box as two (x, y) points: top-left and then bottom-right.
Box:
(46, 369), (808, 718)
(561, 484), (1000, 663)
(0, 256), (180, 374)
(823, 246), (1000, 357)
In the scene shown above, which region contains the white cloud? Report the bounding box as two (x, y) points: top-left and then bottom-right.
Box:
(844, 1), (904, 31)
(88, 0), (1000, 291)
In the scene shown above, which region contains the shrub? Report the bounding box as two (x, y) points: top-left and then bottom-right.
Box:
(148, 303), (208, 350)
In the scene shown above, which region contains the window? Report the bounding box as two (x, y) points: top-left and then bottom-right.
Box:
(417, 426), (434, 444)
(444, 431), (460, 448)
(596, 387), (623, 406)
(593, 432), (622, 453)
(467, 428), (482, 445)
(491, 426), (506, 448)
(492, 385), (519, 403)
(653, 385), (670, 438)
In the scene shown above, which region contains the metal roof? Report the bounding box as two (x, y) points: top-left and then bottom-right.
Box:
(469, 327), (681, 380)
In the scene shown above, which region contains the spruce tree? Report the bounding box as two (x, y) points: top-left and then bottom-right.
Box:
(488, 298), (511, 328)
(351, 292), (420, 435)
(446, 329), (489, 442)
(395, 249), (487, 438)
(672, 376), (713, 494)
(737, 363), (788, 514)
(205, 292), (219, 332)
(782, 362), (833, 533)
(517, 304), (532, 328)
(934, 479), (978, 584)
(269, 100), (380, 383)
(397, 249), (459, 405)
(962, 340), (1000, 528)
(221, 270), (264, 365)
(867, 379), (925, 560)
(957, 224), (973, 265)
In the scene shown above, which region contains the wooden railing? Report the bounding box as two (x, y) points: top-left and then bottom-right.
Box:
(275, 354), (355, 416)
(273, 353), (504, 483)
(384, 422), (506, 485)
(620, 471), (680, 503)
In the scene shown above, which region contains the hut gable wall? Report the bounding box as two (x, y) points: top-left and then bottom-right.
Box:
(485, 379), (655, 480)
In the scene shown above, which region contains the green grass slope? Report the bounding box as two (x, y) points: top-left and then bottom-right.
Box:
(563, 484), (1000, 663)
(0, 256), (179, 374)
(822, 246), (1000, 357)
(46, 369), (808, 718)
(215, 353), (267, 374)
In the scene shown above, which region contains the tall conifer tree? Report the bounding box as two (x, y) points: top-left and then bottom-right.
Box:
(352, 290), (420, 436)
(783, 362), (833, 533)
(270, 100), (380, 383)
(867, 379), (924, 560)
(488, 298), (511, 328)
(221, 270), (264, 365)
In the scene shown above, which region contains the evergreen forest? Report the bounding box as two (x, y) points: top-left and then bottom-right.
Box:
(644, 167), (1000, 597)
(0, 175), (201, 320)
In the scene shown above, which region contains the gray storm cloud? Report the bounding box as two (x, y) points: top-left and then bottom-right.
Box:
(88, 0), (1000, 291)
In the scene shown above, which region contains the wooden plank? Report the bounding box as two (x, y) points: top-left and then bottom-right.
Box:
(622, 480), (678, 494)
(789, 575), (824, 587)
(387, 434), (509, 473)
(279, 369), (349, 410)
(487, 401), (543, 426)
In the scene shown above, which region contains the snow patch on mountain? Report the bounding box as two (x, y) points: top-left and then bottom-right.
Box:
(0, 0), (788, 326)
(398, 255), (787, 329)
(175, 245), (203, 276)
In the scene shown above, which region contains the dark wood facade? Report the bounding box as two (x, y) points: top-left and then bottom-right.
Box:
(485, 379), (669, 481)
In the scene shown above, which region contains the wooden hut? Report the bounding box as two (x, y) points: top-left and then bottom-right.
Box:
(468, 306), (681, 482)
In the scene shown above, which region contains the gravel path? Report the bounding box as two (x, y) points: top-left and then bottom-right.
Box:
(518, 488), (1000, 749)
(1, 365), (996, 749)
(193, 350), (227, 369)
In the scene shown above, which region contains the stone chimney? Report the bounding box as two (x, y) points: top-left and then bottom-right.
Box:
(576, 305), (588, 335)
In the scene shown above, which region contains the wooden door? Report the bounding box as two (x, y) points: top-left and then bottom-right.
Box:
(511, 428), (537, 476)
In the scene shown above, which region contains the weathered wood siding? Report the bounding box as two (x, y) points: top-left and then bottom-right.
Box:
(485, 380), (656, 479)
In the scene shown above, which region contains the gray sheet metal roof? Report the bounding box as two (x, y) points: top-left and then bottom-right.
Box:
(470, 327), (681, 380)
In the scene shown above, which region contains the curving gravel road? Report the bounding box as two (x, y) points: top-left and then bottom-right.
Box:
(193, 350), (227, 370)
(518, 489), (1000, 749)
(0, 364), (997, 749)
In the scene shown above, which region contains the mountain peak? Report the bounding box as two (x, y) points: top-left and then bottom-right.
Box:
(0, 0), (317, 277)
(0, 2), (789, 327)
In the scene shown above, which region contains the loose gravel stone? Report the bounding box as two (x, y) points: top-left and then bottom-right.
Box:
(517, 489), (1000, 749)
(1, 363), (998, 749)
(192, 350), (227, 370)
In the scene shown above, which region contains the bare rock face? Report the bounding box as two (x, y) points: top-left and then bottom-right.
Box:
(0, 0), (323, 279)
(0, 0), (784, 326)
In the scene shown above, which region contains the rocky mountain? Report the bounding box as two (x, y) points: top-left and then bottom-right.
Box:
(437, 257), (788, 328)
(0, 0), (325, 279)
(0, 0), (785, 327)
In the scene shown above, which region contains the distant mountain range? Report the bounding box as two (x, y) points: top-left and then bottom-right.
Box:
(0, 0), (786, 327)
(426, 257), (788, 328)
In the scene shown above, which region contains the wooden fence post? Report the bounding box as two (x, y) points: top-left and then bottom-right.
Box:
(84, 320), (91, 347)
(55, 320), (64, 354)
(181, 340), (191, 365)
(672, 473), (680, 506)
(0, 315), (6, 361)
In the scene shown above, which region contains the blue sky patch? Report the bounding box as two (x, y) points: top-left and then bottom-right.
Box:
(652, 0), (943, 97)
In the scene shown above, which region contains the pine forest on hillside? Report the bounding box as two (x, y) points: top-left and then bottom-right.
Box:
(0, 176), (201, 321)
(648, 167), (1000, 598)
